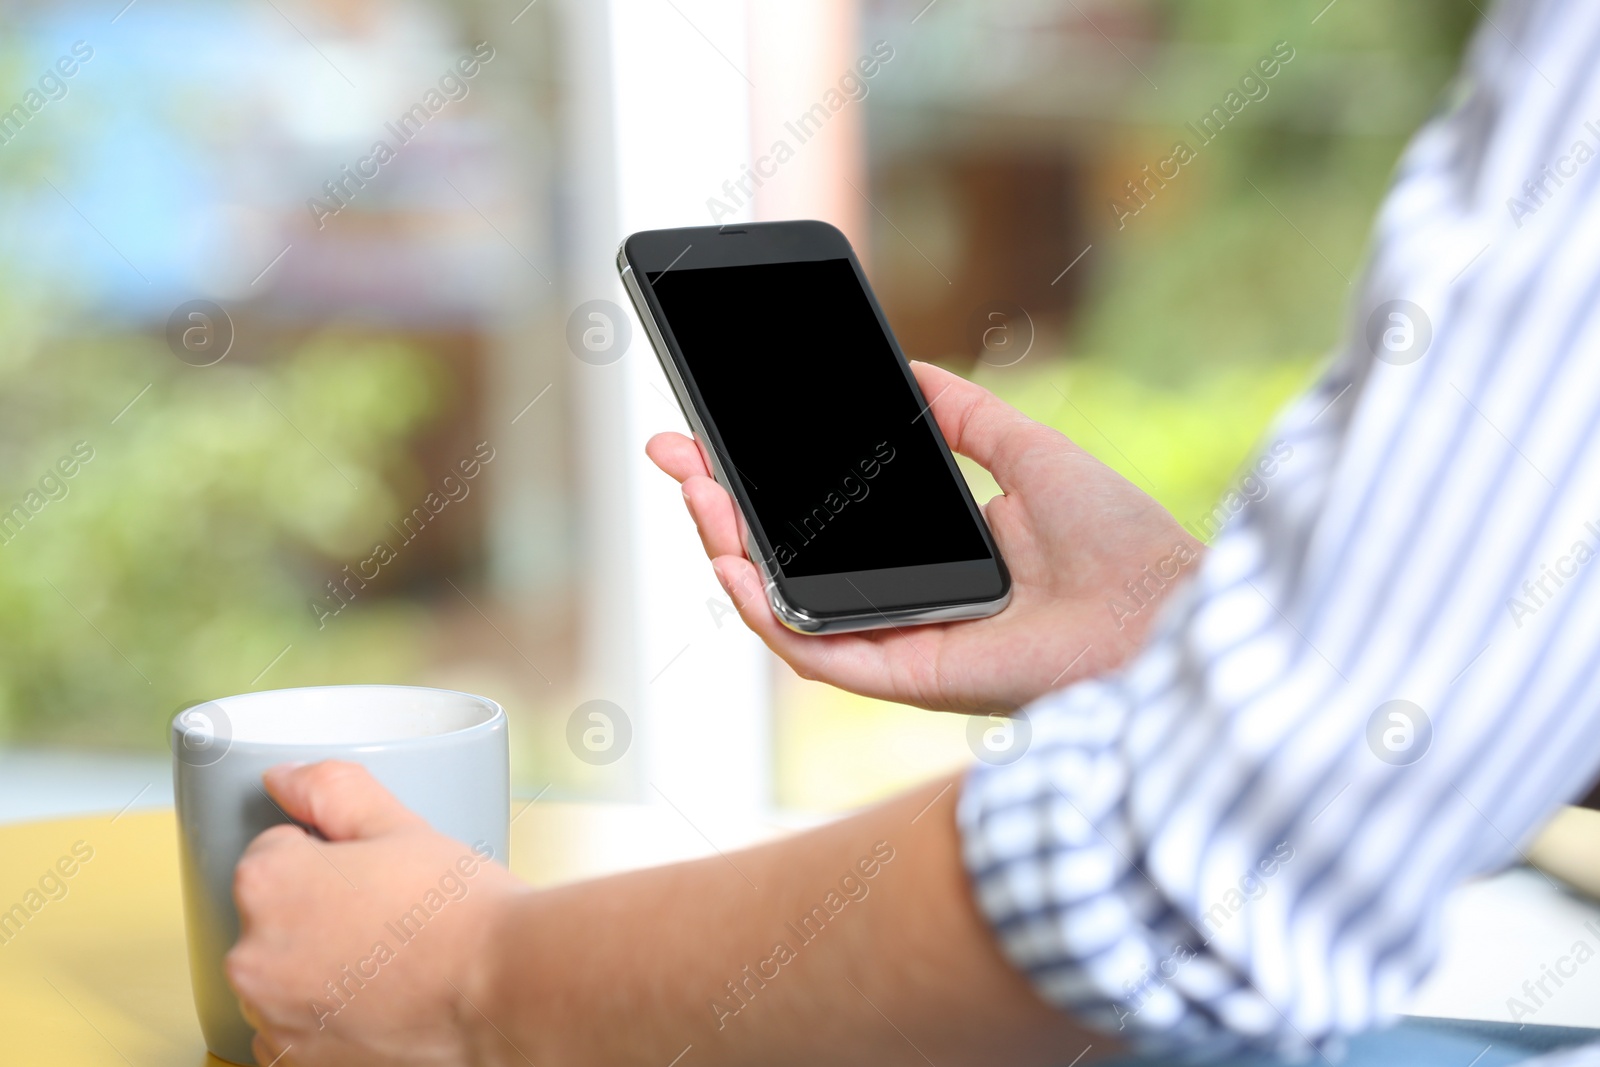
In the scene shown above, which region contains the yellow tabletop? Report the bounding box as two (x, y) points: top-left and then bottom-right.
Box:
(0, 804), (782, 1065)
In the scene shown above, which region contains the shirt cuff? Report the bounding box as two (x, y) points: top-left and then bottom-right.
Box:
(955, 679), (1312, 1062)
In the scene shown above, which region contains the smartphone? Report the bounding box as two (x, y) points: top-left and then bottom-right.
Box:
(617, 220), (1010, 634)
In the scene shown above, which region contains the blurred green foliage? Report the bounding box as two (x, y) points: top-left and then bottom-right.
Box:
(1009, 2), (1477, 515)
(0, 286), (442, 746)
(972, 356), (1318, 527)
(1072, 0), (1478, 382)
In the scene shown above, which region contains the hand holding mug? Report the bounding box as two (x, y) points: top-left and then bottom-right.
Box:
(226, 762), (525, 1067)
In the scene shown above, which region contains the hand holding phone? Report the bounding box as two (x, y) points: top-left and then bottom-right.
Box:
(649, 358), (1202, 713)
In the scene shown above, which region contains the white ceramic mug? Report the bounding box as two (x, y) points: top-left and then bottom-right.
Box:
(170, 685), (509, 1065)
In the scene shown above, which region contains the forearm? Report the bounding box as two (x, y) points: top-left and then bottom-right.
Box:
(476, 774), (1107, 1066)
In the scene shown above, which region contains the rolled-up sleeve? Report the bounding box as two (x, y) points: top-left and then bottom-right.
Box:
(960, 0), (1600, 1057)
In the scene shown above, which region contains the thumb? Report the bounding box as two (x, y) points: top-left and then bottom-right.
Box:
(909, 361), (1044, 491)
(262, 760), (424, 842)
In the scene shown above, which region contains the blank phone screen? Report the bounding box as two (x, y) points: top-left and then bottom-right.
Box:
(647, 257), (992, 578)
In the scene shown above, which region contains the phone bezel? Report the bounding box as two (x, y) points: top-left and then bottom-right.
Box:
(617, 220), (1010, 633)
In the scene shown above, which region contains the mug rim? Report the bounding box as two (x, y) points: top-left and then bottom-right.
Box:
(169, 684), (505, 754)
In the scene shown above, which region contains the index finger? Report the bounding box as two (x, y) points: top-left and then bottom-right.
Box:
(262, 761), (422, 842)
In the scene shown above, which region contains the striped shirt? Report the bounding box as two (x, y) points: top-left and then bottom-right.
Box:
(958, 0), (1600, 1058)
